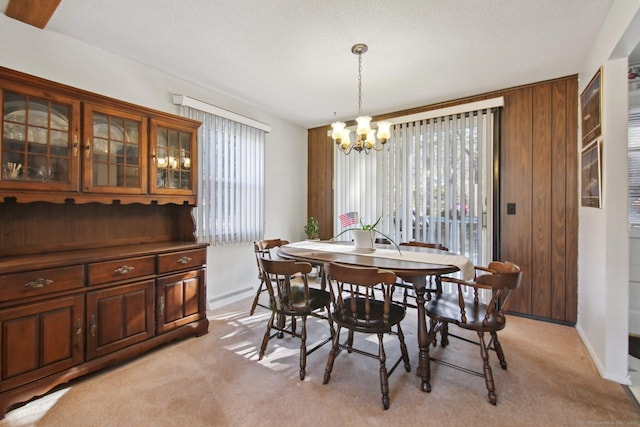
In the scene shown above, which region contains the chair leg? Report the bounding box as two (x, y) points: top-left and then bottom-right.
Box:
(492, 332), (508, 369)
(430, 318), (438, 348)
(478, 331), (497, 405)
(249, 279), (265, 315)
(326, 304), (336, 339)
(424, 319), (438, 393)
(397, 323), (411, 372)
(440, 322), (449, 347)
(276, 313), (285, 339)
(291, 316), (297, 334)
(259, 311), (275, 360)
(299, 316), (307, 380)
(347, 330), (354, 352)
(323, 325), (342, 384)
(377, 332), (390, 410)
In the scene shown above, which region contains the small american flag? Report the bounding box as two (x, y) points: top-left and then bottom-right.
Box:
(339, 211), (358, 227)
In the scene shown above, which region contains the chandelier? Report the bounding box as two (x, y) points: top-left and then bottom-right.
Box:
(331, 43), (392, 155)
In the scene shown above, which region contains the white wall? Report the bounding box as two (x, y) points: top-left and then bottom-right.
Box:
(578, 0), (640, 384)
(0, 15), (309, 309)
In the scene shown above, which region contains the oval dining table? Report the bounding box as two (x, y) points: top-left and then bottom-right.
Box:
(278, 240), (472, 393)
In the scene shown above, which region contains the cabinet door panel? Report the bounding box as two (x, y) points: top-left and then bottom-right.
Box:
(0, 295), (84, 392)
(86, 280), (154, 360)
(0, 80), (81, 192)
(149, 118), (197, 196)
(3, 316), (37, 378)
(82, 103), (148, 195)
(41, 308), (74, 365)
(157, 269), (204, 334)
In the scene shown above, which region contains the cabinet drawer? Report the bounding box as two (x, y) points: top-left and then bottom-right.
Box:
(157, 248), (206, 274)
(0, 266), (84, 302)
(88, 255), (155, 286)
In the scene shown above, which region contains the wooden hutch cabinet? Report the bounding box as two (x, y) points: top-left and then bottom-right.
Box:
(0, 67), (208, 418)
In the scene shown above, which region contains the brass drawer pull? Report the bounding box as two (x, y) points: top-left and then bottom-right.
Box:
(24, 278), (54, 289)
(177, 256), (192, 265)
(114, 265), (135, 275)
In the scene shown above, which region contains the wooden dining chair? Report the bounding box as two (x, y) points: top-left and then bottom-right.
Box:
(257, 257), (334, 380)
(323, 262), (411, 410)
(394, 241), (449, 308)
(250, 238), (289, 315)
(424, 261), (522, 405)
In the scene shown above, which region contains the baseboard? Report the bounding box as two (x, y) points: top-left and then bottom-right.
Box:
(208, 287), (254, 311)
(575, 323), (632, 385)
(507, 310), (575, 326)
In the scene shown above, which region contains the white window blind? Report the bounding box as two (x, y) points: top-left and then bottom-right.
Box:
(181, 106), (265, 245)
(630, 112), (640, 225)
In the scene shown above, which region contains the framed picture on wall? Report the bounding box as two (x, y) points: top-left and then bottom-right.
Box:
(581, 140), (602, 208)
(580, 67), (602, 147)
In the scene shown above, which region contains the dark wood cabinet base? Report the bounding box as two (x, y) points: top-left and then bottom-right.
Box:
(0, 318), (209, 419)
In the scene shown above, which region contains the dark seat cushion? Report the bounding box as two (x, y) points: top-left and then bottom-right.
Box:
(270, 286), (331, 315)
(426, 293), (506, 331)
(332, 297), (405, 333)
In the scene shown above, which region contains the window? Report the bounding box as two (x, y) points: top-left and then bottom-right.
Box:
(182, 106), (265, 245)
(334, 99), (501, 266)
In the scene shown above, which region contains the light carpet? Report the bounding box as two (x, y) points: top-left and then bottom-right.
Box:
(0, 296), (638, 427)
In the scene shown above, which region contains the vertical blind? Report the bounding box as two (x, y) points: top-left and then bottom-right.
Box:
(334, 105), (497, 266)
(182, 106), (265, 245)
(630, 112), (640, 225)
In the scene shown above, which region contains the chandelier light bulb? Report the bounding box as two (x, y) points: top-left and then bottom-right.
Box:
(356, 116), (372, 137)
(331, 121), (346, 143)
(376, 121), (392, 143)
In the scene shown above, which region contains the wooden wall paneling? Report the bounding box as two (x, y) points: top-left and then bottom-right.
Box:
(500, 87), (533, 315)
(565, 78), (579, 323)
(307, 126), (334, 239)
(551, 80), (568, 321)
(531, 83), (553, 318)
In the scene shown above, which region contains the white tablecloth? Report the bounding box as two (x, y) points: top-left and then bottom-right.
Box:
(288, 240), (475, 280)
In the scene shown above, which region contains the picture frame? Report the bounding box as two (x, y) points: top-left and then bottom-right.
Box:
(580, 67), (602, 147)
(581, 139), (602, 208)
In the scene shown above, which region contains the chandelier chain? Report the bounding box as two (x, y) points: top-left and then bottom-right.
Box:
(357, 52), (363, 116)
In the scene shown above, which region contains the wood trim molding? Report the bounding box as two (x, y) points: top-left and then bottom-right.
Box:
(5, 0), (61, 29)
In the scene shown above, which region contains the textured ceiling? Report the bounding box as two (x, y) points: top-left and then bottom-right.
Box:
(2, 0), (616, 128)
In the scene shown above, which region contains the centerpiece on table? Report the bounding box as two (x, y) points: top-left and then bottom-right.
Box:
(333, 212), (400, 253)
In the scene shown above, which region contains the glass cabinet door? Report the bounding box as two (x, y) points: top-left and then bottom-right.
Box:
(83, 104), (147, 194)
(1, 84), (80, 191)
(150, 118), (197, 195)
